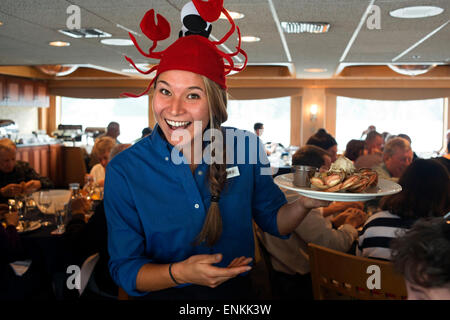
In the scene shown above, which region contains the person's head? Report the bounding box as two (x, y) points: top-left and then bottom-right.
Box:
(0, 138), (17, 174)
(141, 127), (152, 138)
(109, 143), (132, 160)
(92, 136), (116, 168)
(292, 145), (331, 171)
(254, 123), (264, 137)
(344, 139), (365, 161)
(365, 131), (384, 154)
(306, 128), (338, 162)
(152, 70), (227, 148)
(382, 137), (413, 178)
(397, 133), (411, 144)
(106, 122), (120, 139)
(380, 158), (450, 220)
(391, 218), (450, 300)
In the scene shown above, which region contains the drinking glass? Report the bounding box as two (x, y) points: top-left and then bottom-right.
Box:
(38, 191), (52, 213)
(53, 203), (66, 234)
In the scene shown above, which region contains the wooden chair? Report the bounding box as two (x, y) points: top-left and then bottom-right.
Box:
(308, 243), (407, 300)
(117, 287), (129, 300)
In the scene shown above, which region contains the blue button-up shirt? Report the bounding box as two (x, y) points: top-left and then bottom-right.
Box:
(104, 125), (287, 296)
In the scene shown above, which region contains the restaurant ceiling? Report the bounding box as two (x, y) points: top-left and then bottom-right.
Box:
(0, 0), (449, 79)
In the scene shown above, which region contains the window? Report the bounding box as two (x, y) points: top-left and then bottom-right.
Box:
(223, 96), (291, 147)
(336, 96), (445, 158)
(61, 96), (148, 143)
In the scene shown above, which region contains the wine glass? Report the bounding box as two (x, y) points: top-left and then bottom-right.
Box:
(53, 202), (66, 234)
(38, 190), (53, 214)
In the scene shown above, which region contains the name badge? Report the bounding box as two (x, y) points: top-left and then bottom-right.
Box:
(226, 166), (240, 179)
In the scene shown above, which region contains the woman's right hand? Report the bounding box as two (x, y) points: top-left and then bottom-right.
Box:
(171, 254), (252, 288)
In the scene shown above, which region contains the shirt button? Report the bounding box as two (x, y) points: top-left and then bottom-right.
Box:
(198, 170), (203, 175)
(165, 156), (169, 161)
(194, 203), (199, 209)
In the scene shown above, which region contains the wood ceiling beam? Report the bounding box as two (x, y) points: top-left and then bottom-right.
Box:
(47, 77), (450, 89)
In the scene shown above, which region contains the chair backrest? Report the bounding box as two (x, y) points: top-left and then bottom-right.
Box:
(308, 243), (407, 300)
(78, 253), (100, 296)
(117, 287), (130, 300)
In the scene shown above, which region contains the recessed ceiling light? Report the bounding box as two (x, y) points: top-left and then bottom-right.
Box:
(49, 41), (70, 47)
(389, 6), (444, 19)
(304, 68), (327, 73)
(0, 21), (3, 26)
(281, 22), (330, 34)
(241, 36), (260, 43)
(220, 11), (244, 20)
(100, 38), (133, 46)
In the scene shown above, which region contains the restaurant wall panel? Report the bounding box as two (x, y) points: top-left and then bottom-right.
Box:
(16, 144), (65, 188)
(0, 75), (49, 108)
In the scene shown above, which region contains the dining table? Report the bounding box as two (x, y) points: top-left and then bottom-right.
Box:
(15, 198), (79, 299)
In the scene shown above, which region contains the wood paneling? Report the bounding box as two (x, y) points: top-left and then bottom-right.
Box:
(16, 144), (64, 188)
(0, 75), (49, 107)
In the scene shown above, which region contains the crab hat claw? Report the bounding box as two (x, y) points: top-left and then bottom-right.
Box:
(192, 0), (224, 22)
(140, 9), (171, 41)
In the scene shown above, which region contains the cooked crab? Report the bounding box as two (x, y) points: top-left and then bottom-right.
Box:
(309, 156), (378, 193)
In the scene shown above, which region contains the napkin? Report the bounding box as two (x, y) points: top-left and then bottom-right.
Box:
(9, 260), (32, 276)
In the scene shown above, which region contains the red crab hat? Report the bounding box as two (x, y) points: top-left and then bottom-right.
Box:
(122, 0), (247, 97)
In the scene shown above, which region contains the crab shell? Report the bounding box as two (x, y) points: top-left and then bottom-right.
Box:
(310, 168), (378, 193)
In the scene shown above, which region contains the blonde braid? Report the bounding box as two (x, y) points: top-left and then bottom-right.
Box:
(194, 78), (228, 246)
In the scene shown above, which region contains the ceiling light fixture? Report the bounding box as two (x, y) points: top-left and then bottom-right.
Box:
(58, 28), (111, 39)
(220, 11), (244, 20)
(241, 36), (260, 43)
(100, 39), (133, 46)
(49, 41), (70, 47)
(304, 68), (328, 73)
(0, 21), (3, 26)
(281, 22), (330, 34)
(387, 64), (437, 76)
(35, 65), (78, 76)
(389, 6), (444, 19)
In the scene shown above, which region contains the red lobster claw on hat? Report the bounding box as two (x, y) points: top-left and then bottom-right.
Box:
(140, 9), (171, 41)
(192, 0), (224, 22)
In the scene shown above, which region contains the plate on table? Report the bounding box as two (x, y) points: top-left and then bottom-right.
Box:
(32, 189), (71, 214)
(274, 173), (402, 202)
(17, 221), (42, 233)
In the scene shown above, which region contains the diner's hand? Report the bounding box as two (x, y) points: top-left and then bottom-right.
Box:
(4, 211), (20, 227)
(172, 253), (252, 288)
(23, 180), (41, 194)
(0, 183), (23, 198)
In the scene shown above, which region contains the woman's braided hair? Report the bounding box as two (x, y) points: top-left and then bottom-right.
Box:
(194, 76), (228, 246)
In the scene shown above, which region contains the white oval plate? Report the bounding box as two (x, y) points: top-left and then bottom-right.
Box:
(274, 173), (402, 202)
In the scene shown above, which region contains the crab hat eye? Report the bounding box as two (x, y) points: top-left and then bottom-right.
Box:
(180, 1), (212, 38)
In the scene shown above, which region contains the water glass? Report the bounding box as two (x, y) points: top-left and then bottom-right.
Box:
(54, 209), (65, 234)
(38, 191), (52, 213)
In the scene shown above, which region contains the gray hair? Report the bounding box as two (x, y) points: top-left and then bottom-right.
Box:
(383, 137), (411, 159)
